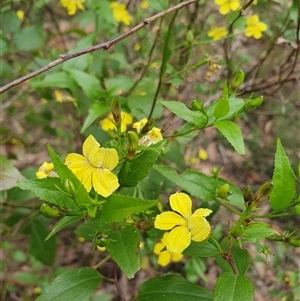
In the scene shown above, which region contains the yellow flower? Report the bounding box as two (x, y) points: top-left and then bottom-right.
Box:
(154, 192), (212, 253)
(54, 90), (74, 103)
(36, 162), (57, 179)
(140, 1), (149, 9)
(110, 2), (132, 25)
(208, 27), (228, 41)
(60, 0), (85, 15)
(139, 127), (163, 146)
(154, 232), (183, 267)
(16, 10), (24, 20)
(214, 0), (241, 15)
(244, 15), (267, 39)
(132, 118), (148, 134)
(65, 135), (119, 197)
(100, 112), (133, 133)
(198, 149), (208, 160)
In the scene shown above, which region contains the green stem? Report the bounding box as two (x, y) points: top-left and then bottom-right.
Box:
(215, 198), (242, 215)
(93, 255), (111, 270)
(253, 212), (296, 218)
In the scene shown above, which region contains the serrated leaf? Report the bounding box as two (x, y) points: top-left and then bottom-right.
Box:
(47, 145), (92, 207)
(136, 274), (213, 301)
(0, 154), (25, 190)
(183, 241), (219, 258)
(214, 121), (245, 155)
(119, 146), (163, 187)
(17, 178), (79, 210)
(101, 194), (157, 223)
(66, 68), (103, 100)
(36, 267), (102, 301)
(232, 246), (250, 275)
(30, 217), (56, 266)
(270, 138), (295, 210)
(242, 222), (279, 242)
(160, 100), (207, 127)
(106, 225), (140, 279)
(45, 216), (83, 241)
(81, 102), (108, 133)
(213, 273), (254, 301)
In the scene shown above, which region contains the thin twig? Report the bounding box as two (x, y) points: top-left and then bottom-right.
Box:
(0, 0), (200, 95)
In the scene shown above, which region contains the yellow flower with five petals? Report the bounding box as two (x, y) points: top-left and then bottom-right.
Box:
(214, 0), (241, 15)
(208, 27), (228, 41)
(60, 0), (85, 15)
(155, 192), (212, 253)
(244, 15), (267, 39)
(65, 135), (119, 197)
(153, 232), (183, 267)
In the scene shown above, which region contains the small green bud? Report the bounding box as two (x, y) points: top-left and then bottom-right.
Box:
(190, 99), (204, 111)
(186, 30), (194, 44)
(229, 70), (245, 93)
(245, 96), (264, 110)
(40, 203), (61, 218)
(111, 97), (121, 126)
(95, 237), (108, 248)
(288, 237), (300, 248)
(134, 219), (154, 231)
(251, 182), (274, 209)
(211, 166), (220, 178)
(127, 131), (139, 159)
(141, 118), (155, 135)
(243, 185), (253, 207)
(64, 179), (76, 197)
(293, 204), (300, 215)
(217, 184), (231, 199)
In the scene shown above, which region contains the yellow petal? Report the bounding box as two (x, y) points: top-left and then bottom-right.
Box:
(157, 250), (171, 267)
(193, 208), (212, 218)
(153, 241), (165, 255)
(92, 169), (119, 197)
(171, 252), (184, 262)
(169, 192), (192, 219)
(188, 216), (211, 242)
(91, 147), (119, 170)
(65, 153), (90, 171)
(167, 226), (191, 253)
(219, 4), (230, 15)
(215, 0), (226, 5)
(78, 165), (94, 192)
(229, 2), (240, 11)
(155, 212), (187, 230)
(82, 135), (100, 161)
(257, 22), (267, 31)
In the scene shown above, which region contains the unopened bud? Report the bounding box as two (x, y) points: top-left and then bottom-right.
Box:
(134, 219), (154, 231)
(288, 237), (300, 247)
(243, 185), (253, 207)
(229, 70), (245, 93)
(251, 182), (274, 209)
(190, 99), (204, 111)
(293, 204), (300, 215)
(186, 30), (194, 44)
(64, 179), (76, 197)
(111, 97), (121, 126)
(217, 184), (231, 199)
(141, 118), (155, 135)
(127, 131), (139, 159)
(40, 203), (62, 218)
(245, 96), (264, 110)
(211, 166), (220, 178)
(95, 237), (108, 248)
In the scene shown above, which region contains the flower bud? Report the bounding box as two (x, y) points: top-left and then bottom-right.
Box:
(134, 219), (154, 231)
(190, 99), (204, 111)
(64, 179), (76, 197)
(95, 237), (108, 248)
(251, 182), (274, 209)
(127, 131), (139, 159)
(243, 185), (253, 207)
(211, 166), (220, 177)
(186, 30), (194, 44)
(111, 97), (121, 126)
(141, 118), (155, 135)
(293, 204), (300, 215)
(217, 184), (231, 199)
(229, 70), (245, 93)
(40, 203), (62, 218)
(245, 96), (263, 110)
(288, 237), (300, 247)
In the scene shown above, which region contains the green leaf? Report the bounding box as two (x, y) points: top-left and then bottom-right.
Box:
(232, 246), (250, 275)
(183, 241), (219, 258)
(214, 87), (229, 118)
(81, 102), (108, 133)
(106, 225), (140, 279)
(0, 154), (25, 190)
(136, 274), (213, 301)
(213, 273), (254, 301)
(149, 0), (169, 11)
(105, 76), (134, 94)
(30, 217), (56, 266)
(214, 121), (245, 155)
(75, 219), (100, 241)
(290, 0), (299, 24)
(270, 138), (295, 210)
(66, 68), (103, 100)
(160, 100), (207, 127)
(36, 267), (102, 301)
(47, 145), (92, 207)
(14, 24), (44, 51)
(45, 216), (84, 241)
(17, 178), (79, 210)
(242, 222), (279, 242)
(119, 147), (163, 187)
(101, 194), (157, 223)
(30, 72), (78, 90)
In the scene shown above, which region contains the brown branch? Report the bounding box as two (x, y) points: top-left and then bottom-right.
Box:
(0, 0), (200, 95)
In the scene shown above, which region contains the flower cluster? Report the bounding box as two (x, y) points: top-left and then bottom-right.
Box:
(60, 0), (85, 15)
(155, 192), (212, 253)
(110, 2), (132, 25)
(65, 135), (119, 197)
